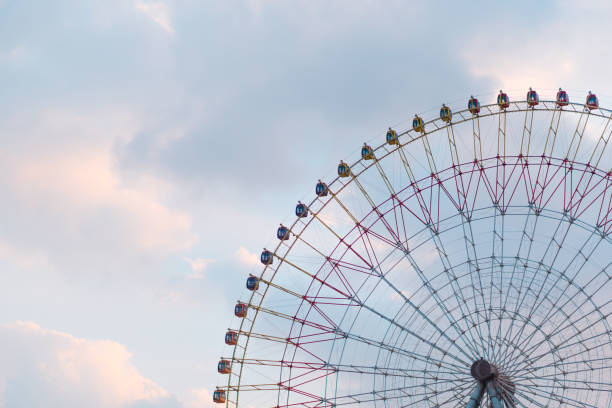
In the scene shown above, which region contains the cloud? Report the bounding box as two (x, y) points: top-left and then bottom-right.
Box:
(0, 45), (27, 63)
(0, 107), (197, 274)
(234, 246), (260, 267)
(184, 257), (214, 279)
(182, 388), (217, 408)
(0, 240), (51, 271)
(0, 322), (179, 408)
(456, 2), (612, 97)
(0, 323), (221, 407)
(11, 149), (195, 252)
(135, 0), (174, 33)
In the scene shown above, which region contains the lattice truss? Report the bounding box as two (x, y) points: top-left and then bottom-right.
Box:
(218, 97), (612, 407)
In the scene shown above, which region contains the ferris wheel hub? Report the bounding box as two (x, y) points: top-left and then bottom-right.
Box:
(470, 359), (498, 382)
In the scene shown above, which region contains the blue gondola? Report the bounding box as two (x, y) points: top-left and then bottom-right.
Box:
(277, 225), (290, 240)
(260, 249), (273, 265)
(295, 201), (308, 218)
(246, 275), (259, 291)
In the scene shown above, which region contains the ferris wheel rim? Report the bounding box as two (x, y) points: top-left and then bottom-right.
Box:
(222, 95), (612, 407)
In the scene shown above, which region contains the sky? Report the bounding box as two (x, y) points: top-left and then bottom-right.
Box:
(2, 1), (612, 407)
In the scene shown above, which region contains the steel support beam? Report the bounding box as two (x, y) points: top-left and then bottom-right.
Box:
(486, 380), (504, 408)
(466, 382), (485, 408)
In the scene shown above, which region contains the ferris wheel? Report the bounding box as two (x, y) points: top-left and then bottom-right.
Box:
(214, 88), (612, 407)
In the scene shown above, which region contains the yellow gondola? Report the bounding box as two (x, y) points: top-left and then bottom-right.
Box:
(337, 161), (350, 177)
(386, 128), (398, 145)
(412, 114), (425, 133)
(440, 104), (452, 123)
(361, 143), (374, 160)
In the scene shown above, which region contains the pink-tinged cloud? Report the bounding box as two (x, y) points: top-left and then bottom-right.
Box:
(0, 107), (197, 273)
(182, 388), (218, 408)
(234, 246), (260, 267)
(0, 322), (174, 407)
(134, 0), (174, 33)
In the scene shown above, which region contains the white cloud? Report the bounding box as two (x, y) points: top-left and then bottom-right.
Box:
(234, 246), (260, 267)
(184, 257), (214, 279)
(135, 0), (174, 33)
(0, 322), (177, 408)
